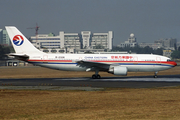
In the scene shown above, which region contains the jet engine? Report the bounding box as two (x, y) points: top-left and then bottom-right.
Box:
(108, 66), (127, 76)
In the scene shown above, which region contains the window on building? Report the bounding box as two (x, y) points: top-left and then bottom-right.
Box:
(51, 50), (57, 53)
(43, 50), (49, 53)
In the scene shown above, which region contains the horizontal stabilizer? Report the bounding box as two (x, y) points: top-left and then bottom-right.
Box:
(8, 53), (29, 61)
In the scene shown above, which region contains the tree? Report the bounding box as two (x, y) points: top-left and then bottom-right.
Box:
(143, 46), (154, 54)
(171, 51), (180, 59)
(0, 45), (11, 60)
(178, 46), (180, 51)
(154, 48), (163, 55)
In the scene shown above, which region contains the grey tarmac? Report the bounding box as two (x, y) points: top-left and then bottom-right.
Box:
(0, 75), (180, 90)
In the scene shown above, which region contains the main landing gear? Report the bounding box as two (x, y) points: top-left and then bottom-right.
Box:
(92, 70), (101, 79)
(92, 74), (101, 79)
(154, 71), (158, 78)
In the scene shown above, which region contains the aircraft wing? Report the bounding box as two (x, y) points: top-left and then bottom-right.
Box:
(76, 60), (111, 71)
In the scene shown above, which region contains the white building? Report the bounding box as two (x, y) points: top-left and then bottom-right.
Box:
(91, 31), (113, 50)
(31, 32), (81, 53)
(31, 33), (60, 49)
(31, 30), (113, 53)
(81, 31), (91, 48)
(119, 33), (137, 47)
(60, 31), (81, 53)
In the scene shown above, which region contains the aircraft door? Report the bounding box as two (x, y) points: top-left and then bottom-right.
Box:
(133, 56), (138, 63)
(156, 57), (161, 63)
(43, 55), (48, 62)
(154, 57), (161, 70)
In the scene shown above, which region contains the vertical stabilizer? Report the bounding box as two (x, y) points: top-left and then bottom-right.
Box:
(5, 26), (43, 54)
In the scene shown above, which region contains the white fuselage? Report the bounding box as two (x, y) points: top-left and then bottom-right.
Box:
(27, 53), (176, 72)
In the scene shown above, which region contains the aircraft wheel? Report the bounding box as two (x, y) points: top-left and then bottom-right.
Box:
(97, 75), (101, 79)
(92, 74), (96, 79)
(92, 74), (101, 79)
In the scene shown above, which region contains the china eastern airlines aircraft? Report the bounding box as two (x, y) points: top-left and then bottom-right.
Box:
(6, 26), (177, 79)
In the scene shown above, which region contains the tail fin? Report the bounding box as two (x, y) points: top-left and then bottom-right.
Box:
(5, 26), (43, 54)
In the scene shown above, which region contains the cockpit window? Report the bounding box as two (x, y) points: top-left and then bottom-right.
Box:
(167, 59), (173, 61)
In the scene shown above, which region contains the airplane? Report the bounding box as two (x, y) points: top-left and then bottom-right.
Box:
(5, 26), (177, 79)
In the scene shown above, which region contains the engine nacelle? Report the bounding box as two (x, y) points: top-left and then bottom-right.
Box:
(108, 66), (127, 76)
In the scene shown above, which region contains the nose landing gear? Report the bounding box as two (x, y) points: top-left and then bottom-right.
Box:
(154, 71), (158, 78)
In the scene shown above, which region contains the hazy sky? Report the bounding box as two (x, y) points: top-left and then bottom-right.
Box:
(1, 0), (180, 45)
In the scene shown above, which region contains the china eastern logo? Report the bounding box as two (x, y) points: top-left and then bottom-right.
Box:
(13, 35), (24, 46)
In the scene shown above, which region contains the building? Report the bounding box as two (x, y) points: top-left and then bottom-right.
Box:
(31, 30), (113, 53)
(138, 43), (163, 50)
(163, 38), (177, 49)
(31, 33), (61, 49)
(177, 41), (180, 49)
(76, 49), (105, 54)
(91, 31), (113, 50)
(163, 50), (173, 58)
(31, 33), (67, 53)
(154, 39), (164, 44)
(119, 33), (137, 47)
(81, 31), (91, 48)
(0, 29), (10, 46)
(60, 32), (81, 53)
(138, 38), (177, 51)
(155, 38), (177, 50)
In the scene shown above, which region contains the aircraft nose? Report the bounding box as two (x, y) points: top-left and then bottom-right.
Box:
(174, 61), (177, 66)
(175, 62), (177, 66)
